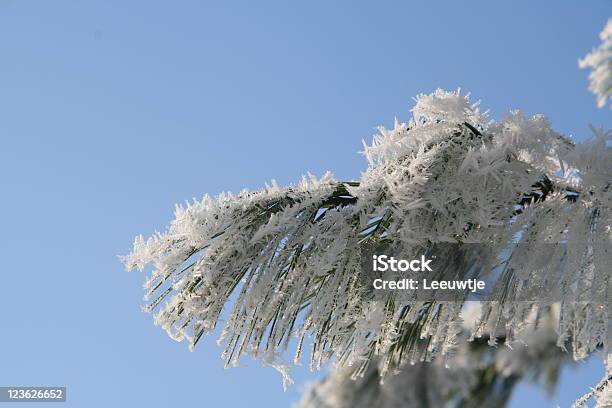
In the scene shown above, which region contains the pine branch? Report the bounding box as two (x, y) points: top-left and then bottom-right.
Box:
(123, 89), (610, 392)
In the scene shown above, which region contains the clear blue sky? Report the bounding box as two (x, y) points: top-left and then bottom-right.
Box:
(0, 1), (610, 407)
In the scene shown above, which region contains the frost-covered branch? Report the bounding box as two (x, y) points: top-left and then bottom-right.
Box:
(123, 90), (611, 394)
(571, 354), (612, 408)
(580, 19), (612, 108)
(297, 305), (569, 408)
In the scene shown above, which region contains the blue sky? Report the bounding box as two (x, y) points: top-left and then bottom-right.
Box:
(0, 1), (610, 407)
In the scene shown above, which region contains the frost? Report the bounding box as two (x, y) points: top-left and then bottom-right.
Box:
(297, 306), (567, 408)
(123, 90), (610, 401)
(571, 354), (612, 408)
(411, 88), (488, 125)
(579, 19), (612, 108)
